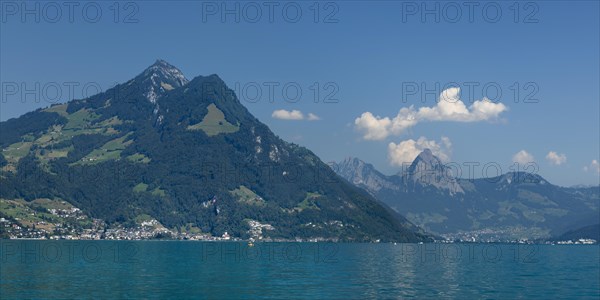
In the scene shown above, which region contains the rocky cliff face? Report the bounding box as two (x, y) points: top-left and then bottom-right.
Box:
(328, 158), (398, 194)
(402, 149), (464, 195)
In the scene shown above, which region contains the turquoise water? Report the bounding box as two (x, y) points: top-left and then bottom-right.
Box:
(1, 241), (598, 299)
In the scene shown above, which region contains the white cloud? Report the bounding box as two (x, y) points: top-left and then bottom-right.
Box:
(388, 136), (452, 166)
(272, 109), (304, 120)
(307, 113), (321, 121)
(545, 151), (567, 165)
(440, 136), (452, 149)
(272, 110), (321, 121)
(583, 160), (600, 173)
(355, 87), (508, 140)
(513, 150), (535, 165)
(354, 112), (394, 140)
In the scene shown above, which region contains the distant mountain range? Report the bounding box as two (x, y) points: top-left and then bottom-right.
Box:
(329, 152), (600, 241)
(0, 60), (429, 242)
(555, 223), (600, 241)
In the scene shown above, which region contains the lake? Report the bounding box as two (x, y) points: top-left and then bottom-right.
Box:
(1, 241), (598, 299)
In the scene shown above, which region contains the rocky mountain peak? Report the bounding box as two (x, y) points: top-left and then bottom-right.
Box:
(328, 157), (397, 193)
(408, 148), (442, 172)
(404, 149), (464, 194)
(137, 59), (189, 103)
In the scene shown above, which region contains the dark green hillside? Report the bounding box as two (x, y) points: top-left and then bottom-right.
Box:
(0, 60), (429, 242)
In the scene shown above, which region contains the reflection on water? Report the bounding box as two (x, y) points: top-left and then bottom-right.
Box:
(1, 241), (598, 299)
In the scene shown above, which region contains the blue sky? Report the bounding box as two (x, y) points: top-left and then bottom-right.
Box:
(1, 1), (599, 186)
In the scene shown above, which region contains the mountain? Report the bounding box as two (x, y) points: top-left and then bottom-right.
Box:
(328, 157), (397, 194)
(401, 149), (464, 195)
(328, 150), (463, 196)
(554, 224), (600, 241)
(0, 60), (430, 242)
(330, 151), (600, 241)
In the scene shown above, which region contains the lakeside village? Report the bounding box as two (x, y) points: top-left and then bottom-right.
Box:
(0, 198), (313, 242)
(0, 199), (596, 244)
(0, 213), (275, 242)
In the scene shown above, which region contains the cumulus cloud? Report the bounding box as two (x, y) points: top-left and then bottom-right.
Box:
(272, 110), (320, 121)
(546, 151), (567, 165)
(355, 87), (507, 140)
(354, 112), (393, 140)
(513, 150), (535, 165)
(388, 136), (452, 166)
(583, 160), (600, 173)
(440, 136), (452, 149)
(272, 109), (304, 120)
(307, 113), (321, 121)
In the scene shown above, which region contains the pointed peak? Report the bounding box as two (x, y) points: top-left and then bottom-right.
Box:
(406, 149), (444, 176)
(413, 148), (439, 165)
(416, 148), (434, 160)
(404, 149), (464, 194)
(149, 59), (180, 72)
(143, 60), (188, 82)
(137, 59), (189, 103)
(153, 58), (170, 66)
